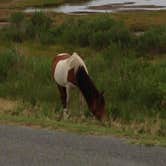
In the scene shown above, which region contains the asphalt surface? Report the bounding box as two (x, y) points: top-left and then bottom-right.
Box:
(0, 125), (166, 166)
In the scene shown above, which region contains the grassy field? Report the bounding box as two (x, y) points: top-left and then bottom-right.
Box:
(113, 11), (166, 31)
(0, 11), (165, 145)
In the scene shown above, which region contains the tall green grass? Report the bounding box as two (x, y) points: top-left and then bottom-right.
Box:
(86, 46), (166, 121)
(0, 49), (56, 105)
(0, 48), (165, 121)
(137, 26), (166, 54)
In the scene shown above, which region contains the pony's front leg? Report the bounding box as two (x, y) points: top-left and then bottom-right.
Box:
(63, 86), (70, 119)
(79, 92), (85, 119)
(57, 85), (69, 119)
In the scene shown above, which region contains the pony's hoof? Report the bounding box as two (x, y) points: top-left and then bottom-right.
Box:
(80, 113), (85, 120)
(63, 112), (69, 120)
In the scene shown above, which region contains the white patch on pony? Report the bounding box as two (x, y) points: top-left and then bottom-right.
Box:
(53, 52), (88, 88)
(70, 52), (88, 74)
(54, 58), (69, 87)
(63, 110), (69, 120)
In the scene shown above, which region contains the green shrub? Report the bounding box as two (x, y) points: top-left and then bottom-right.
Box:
(0, 50), (19, 82)
(26, 12), (52, 42)
(39, 30), (56, 44)
(2, 12), (53, 43)
(90, 31), (110, 49)
(137, 26), (166, 54)
(55, 16), (132, 49)
(9, 12), (25, 26)
(4, 12), (26, 42)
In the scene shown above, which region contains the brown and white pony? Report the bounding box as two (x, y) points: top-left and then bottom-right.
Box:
(52, 52), (107, 121)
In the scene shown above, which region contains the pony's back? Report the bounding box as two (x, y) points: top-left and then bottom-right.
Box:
(69, 52), (88, 74)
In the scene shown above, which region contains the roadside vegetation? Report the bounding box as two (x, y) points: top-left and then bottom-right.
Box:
(0, 12), (165, 145)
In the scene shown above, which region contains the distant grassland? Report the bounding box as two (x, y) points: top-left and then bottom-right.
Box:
(44, 11), (166, 32)
(112, 11), (166, 31)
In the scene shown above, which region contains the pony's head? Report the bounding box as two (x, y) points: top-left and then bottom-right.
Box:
(92, 92), (108, 121)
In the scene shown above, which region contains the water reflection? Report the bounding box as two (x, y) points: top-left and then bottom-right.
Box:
(24, 0), (166, 14)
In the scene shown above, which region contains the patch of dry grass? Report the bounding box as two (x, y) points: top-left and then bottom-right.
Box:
(112, 11), (166, 31)
(0, 98), (18, 113)
(111, 117), (164, 137)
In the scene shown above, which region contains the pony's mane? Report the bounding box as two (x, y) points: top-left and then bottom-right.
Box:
(69, 53), (88, 73)
(76, 66), (99, 107)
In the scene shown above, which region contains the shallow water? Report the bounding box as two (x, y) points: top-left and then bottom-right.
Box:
(24, 0), (166, 14)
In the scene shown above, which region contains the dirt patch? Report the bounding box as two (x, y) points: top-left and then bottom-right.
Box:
(0, 21), (10, 28)
(0, 0), (21, 8)
(0, 9), (12, 21)
(0, 0), (21, 20)
(0, 98), (18, 113)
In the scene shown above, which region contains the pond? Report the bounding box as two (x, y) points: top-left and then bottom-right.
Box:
(24, 0), (166, 14)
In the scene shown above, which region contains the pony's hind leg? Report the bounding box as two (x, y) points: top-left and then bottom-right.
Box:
(57, 85), (69, 119)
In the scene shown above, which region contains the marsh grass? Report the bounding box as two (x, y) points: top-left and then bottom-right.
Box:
(137, 26), (166, 54)
(2, 12), (166, 55)
(0, 12), (165, 139)
(113, 11), (166, 32)
(0, 47), (165, 125)
(54, 16), (132, 49)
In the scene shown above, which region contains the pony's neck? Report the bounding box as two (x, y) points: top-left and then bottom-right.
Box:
(76, 66), (99, 108)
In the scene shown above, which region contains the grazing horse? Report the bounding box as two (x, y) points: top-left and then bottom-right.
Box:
(52, 52), (107, 121)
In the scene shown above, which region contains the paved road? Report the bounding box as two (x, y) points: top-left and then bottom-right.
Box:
(0, 125), (165, 166)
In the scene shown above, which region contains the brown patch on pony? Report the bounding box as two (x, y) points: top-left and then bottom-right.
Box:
(51, 53), (71, 78)
(67, 68), (77, 85)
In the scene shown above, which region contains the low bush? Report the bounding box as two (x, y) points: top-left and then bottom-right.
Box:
(137, 26), (166, 54)
(54, 16), (132, 49)
(0, 50), (19, 82)
(26, 12), (53, 42)
(3, 12), (26, 42)
(2, 12), (54, 44)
